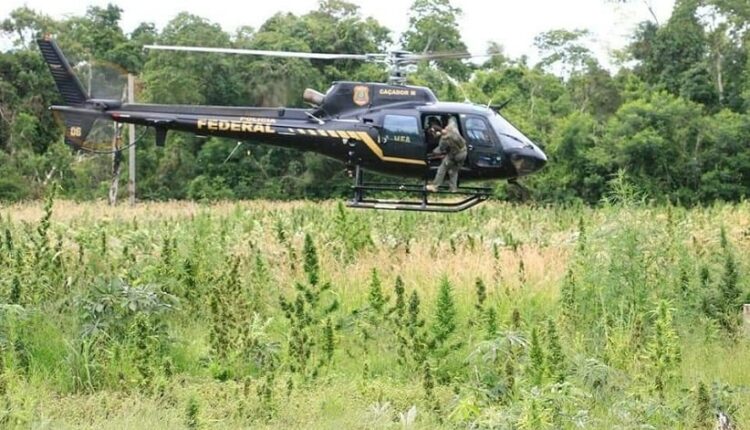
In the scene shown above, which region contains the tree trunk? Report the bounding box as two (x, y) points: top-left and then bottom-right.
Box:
(716, 53), (724, 104)
(643, 0), (659, 25)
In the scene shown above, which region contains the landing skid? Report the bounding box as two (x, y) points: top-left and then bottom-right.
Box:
(346, 166), (491, 213)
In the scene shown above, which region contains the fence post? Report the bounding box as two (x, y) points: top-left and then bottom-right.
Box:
(128, 73), (136, 207)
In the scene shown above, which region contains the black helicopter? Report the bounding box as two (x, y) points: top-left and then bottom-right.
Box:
(38, 37), (547, 212)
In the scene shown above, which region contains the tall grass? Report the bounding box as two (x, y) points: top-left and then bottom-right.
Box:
(0, 199), (748, 428)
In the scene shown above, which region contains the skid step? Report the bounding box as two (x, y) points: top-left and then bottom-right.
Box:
(347, 194), (489, 213)
(347, 165), (491, 213)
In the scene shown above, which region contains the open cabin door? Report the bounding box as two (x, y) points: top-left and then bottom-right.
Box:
(347, 112), (493, 212)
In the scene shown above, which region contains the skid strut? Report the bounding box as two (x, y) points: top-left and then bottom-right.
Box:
(346, 165), (491, 213)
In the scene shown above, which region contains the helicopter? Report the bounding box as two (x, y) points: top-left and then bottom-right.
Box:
(37, 37), (547, 212)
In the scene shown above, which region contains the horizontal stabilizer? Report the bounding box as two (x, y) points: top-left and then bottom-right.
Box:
(60, 113), (97, 148)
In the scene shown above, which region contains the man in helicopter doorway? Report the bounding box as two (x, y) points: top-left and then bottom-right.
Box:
(426, 116), (467, 192)
(425, 116), (443, 151)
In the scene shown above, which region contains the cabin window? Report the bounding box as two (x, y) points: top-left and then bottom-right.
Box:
(465, 116), (492, 147)
(383, 115), (420, 144)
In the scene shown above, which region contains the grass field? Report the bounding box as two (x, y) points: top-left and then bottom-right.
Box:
(0, 198), (748, 429)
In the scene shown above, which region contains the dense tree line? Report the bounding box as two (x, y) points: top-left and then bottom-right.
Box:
(0, 0), (749, 204)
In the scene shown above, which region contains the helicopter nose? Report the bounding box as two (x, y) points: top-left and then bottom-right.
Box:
(509, 144), (547, 176)
(534, 144), (548, 165)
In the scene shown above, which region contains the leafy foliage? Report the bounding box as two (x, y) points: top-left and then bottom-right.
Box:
(0, 196), (746, 426)
(1, 0), (749, 204)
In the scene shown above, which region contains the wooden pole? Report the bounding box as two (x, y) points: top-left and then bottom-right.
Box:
(108, 123), (122, 206)
(128, 74), (136, 206)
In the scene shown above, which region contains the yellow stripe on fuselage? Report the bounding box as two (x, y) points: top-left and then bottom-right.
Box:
(353, 131), (426, 166)
(292, 128), (426, 166)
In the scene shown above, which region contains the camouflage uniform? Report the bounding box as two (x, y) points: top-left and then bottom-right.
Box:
(429, 120), (467, 192)
(425, 123), (443, 149)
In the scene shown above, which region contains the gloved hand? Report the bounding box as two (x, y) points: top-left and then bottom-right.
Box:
(428, 151), (445, 160)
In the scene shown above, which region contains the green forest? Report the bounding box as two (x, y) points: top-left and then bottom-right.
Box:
(1, 0), (749, 204)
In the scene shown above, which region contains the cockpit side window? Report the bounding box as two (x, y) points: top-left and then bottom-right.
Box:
(465, 116), (492, 147)
(490, 113), (531, 149)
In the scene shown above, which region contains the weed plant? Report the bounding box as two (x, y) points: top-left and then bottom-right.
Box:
(0, 199), (747, 428)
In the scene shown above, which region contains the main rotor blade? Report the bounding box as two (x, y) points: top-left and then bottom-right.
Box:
(403, 52), (471, 61)
(399, 51), (498, 63)
(144, 45), (371, 61)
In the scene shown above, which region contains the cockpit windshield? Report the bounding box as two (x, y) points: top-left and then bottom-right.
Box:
(489, 113), (532, 149)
